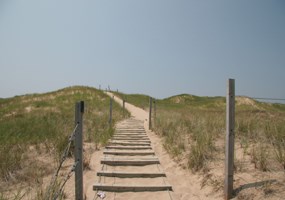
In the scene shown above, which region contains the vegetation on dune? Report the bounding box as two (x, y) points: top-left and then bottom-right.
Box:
(0, 86), (128, 198)
(112, 92), (150, 110)
(115, 92), (285, 173)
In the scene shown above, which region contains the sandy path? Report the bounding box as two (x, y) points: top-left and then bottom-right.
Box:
(105, 92), (222, 200)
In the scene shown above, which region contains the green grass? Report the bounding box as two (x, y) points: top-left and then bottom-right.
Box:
(0, 86), (128, 197)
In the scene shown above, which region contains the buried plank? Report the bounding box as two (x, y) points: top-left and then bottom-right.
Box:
(93, 184), (172, 192)
(97, 171), (166, 178)
(116, 130), (146, 133)
(113, 134), (148, 137)
(112, 137), (149, 140)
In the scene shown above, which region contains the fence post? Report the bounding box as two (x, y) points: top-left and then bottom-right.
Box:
(153, 99), (156, 128)
(149, 97), (152, 130)
(75, 101), (84, 200)
(225, 79), (235, 200)
(109, 97), (113, 126)
(123, 99), (126, 117)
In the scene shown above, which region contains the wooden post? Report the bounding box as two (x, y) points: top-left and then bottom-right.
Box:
(109, 97), (113, 126)
(75, 101), (84, 200)
(153, 99), (156, 128)
(123, 99), (126, 117)
(149, 97), (152, 130)
(225, 79), (235, 200)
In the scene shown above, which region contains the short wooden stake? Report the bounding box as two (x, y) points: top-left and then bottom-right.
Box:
(149, 97), (152, 130)
(225, 79), (235, 200)
(75, 101), (84, 200)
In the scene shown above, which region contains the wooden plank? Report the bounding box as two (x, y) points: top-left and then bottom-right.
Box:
(101, 158), (159, 166)
(105, 146), (152, 150)
(93, 184), (172, 192)
(112, 138), (150, 142)
(102, 156), (158, 160)
(103, 150), (155, 156)
(97, 171), (166, 178)
(108, 142), (151, 146)
(112, 139), (150, 142)
(109, 97), (113, 125)
(116, 128), (145, 130)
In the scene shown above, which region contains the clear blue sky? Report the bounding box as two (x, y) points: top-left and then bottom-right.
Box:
(0, 0), (284, 100)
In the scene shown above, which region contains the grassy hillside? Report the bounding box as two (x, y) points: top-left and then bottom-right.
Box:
(0, 86), (128, 197)
(115, 92), (285, 171)
(114, 92), (285, 197)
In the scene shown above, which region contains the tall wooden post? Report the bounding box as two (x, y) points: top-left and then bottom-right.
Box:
(225, 79), (235, 200)
(149, 97), (152, 130)
(153, 99), (156, 128)
(123, 99), (126, 117)
(75, 101), (84, 200)
(109, 97), (113, 126)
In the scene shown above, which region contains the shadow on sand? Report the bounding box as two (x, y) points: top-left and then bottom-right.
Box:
(233, 179), (277, 196)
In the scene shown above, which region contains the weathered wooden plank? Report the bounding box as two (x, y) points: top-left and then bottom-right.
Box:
(103, 150), (155, 156)
(93, 184), (172, 192)
(105, 146), (152, 150)
(112, 138), (150, 142)
(108, 142), (151, 146)
(97, 171), (166, 178)
(101, 158), (159, 166)
(113, 134), (148, 137)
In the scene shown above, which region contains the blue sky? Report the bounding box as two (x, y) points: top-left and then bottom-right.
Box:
(0, 0), (284, 100)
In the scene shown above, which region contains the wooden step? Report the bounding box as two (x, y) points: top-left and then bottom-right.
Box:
(114, 134), (148, 137)
(103, 150), (155, 156)
(113, 134), (148, 137)
(105, 146), (152, 150)
(108, 142), (151, 146)
(93, 183), (172, 192)
(112, 139), (150, 143)
(97, 171), (166, 178)
(112, 137), (149, 140)
(116, 130), (146, 133)
(112, 138), (150, 142)
(101, 158), (159, 166)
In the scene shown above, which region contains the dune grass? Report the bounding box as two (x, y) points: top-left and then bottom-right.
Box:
(0, 86), (128, 198)
(114, 92), (285, 173)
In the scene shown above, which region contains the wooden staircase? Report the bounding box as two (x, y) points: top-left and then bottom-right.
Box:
(93, 118), (173, 198)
